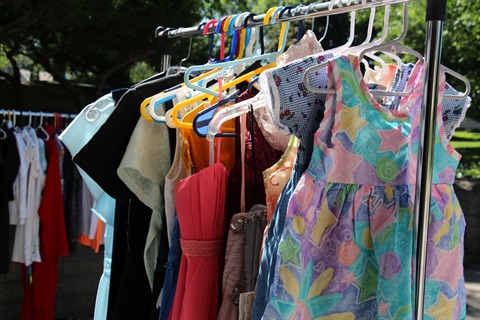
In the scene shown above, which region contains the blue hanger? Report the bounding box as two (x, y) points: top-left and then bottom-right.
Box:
(192, 89), (240, 137)
(183, 11), (290, 97)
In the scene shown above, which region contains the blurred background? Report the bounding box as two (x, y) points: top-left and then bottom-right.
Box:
(0, 0), (478, 318)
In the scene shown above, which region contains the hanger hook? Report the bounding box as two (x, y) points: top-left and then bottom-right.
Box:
(179, 37), (193, 68)
(263, 7), (279, 25)
(278, 6), (295, 19)
(203, 19), (218, 36)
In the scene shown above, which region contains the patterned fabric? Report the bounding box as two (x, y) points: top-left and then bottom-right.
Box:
(442, 83), (471, 140)
(263, 136), (299, 222)
(251, 166), (304, 320)
(381, 62), (470, 140)
(263, 55), (466, 319)
(259, 53), (334, 167)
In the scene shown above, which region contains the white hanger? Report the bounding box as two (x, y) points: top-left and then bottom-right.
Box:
(320, 0), (357, 56)
(206, 92), (267, 165)
(37, 112), (50, 141)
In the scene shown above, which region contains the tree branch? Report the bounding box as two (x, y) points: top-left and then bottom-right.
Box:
(96, 48), (155, 95)
(0, 70), (14, 82)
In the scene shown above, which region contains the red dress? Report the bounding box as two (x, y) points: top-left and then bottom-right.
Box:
(20, 125), (69, 320)
(170, 162), (229, 320)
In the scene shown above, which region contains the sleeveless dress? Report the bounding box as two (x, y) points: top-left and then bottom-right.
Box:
(170, 162), (229, 320)
(263, 55), (466, 319)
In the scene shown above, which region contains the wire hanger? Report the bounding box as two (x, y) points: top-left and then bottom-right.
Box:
(166, 35), (192, 76)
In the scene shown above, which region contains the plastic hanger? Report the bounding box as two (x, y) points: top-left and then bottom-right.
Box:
(192, 89), (240, 137)
(140, 21), (226, 123)
(337, 1), (387, 68)
(318, 0), (357, 56)
(141, 67), (222, 123)
(161, 16), (254, 127)
(206, 90), (266, 143)
(166, 7), (287, 129)
(0, 110), (7, 139)
(182, 8), (290, 97)
(358, 2), (470, 99)
(169, 62), (276, 129)
(37, 112), (50, 141)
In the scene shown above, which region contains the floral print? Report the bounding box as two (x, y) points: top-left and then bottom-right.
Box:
(264, 55), (466, 319)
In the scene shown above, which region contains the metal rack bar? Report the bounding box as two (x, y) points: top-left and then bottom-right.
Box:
(414, 0), (447, 318)
(157, 0), (410, 39)
(0, 110), (78, 119)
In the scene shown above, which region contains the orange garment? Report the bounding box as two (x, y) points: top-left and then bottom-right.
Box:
(78, 220), (104, 253)
(180, 107), (236, 173)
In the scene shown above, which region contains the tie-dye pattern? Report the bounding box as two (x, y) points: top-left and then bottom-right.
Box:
(263, 55), (466, 320)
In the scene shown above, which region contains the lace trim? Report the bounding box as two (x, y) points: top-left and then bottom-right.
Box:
(180, 238), (224, 257)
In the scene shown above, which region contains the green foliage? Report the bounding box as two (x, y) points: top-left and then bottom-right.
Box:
(129, 61), (156, 84)
(451, 130), (480, 179)
(0, 0), (203, 100)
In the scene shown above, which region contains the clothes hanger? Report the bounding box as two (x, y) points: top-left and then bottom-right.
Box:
(303, 1), (398, 95)
(0, 111), (7, 139)
(140, 22), (226, 123)
(341, 0), (389, 69)
(168, 8), (287, 129)
(191, 18), (260, 137)
(317, 0), (357, 56)
(304, 3), (470, 100)
(141, 68), (222, 123)
(192, 89), (240, 137)
(37, 112), (50, 141)
(166, 35), (192, 76)
(357, 2), (470, 99)
(161, 15), (239, 127)
(206, 90), (267, 143)
(181, 7), (290, 97)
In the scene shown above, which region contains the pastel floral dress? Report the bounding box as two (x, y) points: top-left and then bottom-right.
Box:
(263, 55), (466, 319)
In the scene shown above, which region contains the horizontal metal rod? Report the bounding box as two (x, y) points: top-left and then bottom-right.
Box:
(157, 0), (410, 39)
(0, 110), (78, 118)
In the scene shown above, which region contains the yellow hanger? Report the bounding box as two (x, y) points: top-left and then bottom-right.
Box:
(140, 67), (222, 122)
(171, 62), (275, 129)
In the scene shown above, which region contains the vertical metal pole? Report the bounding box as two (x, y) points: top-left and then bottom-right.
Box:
(414, 0), (447, 319)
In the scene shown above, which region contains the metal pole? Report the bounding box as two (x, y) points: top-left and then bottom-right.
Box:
(156, 0), (410, 39)
(414, 0), (446, 318)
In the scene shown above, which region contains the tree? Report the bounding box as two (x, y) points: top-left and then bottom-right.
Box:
(0, 0), (203, 110)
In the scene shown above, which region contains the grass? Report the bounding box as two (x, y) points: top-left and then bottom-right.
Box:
(451, 130), (480, 179)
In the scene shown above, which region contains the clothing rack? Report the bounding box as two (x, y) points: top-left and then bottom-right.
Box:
(155, 0), (409, 71)
(0, 110), (78, 119)
(156, 0), (449, 318)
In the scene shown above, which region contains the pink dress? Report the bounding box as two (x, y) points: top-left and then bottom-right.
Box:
(170, 162), (229, 320)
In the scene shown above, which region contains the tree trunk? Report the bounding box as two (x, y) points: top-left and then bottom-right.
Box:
(0, 49), (24, 107)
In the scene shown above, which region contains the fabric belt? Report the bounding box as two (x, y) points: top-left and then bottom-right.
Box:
(180, 238), (224, 257)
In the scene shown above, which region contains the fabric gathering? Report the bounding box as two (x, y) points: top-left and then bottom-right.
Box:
(0, 0), (474, 319)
